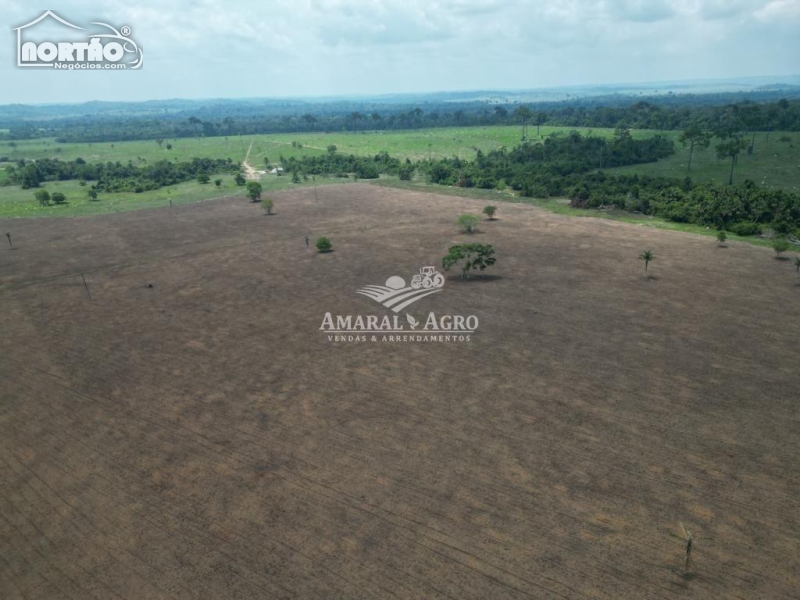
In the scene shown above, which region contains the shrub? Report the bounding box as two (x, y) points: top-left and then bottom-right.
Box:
(730, 221), (761, 236)
(398, 165), (414, 181)
(456, 214), (480, 233)
(51, 192), (66, 204)
(483, 205), (497, 220)
(716, 230), (727, 245)
(568, 183), (590, 207)
(246, 181), (262, 202)
(522, 183), (549, 198)
(773, 238), (790, 256)
(197, 173), (210, 184)
(316, 237), (332, 253)
(262, 197), (274, 215)
(234, 173), (246, 186)
(34, 189), (50, 206)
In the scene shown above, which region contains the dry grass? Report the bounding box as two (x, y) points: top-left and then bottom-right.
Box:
(1, 183), (799, 599)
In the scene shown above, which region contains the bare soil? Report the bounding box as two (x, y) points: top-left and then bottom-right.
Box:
(1, 183), (799, 599)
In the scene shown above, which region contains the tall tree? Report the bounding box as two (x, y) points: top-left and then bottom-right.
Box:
(739, 104), (762, 154)
(534, 112), (547, 136)
(716, 135), (748, 185)
(514, 106), (533, 140)
(678, 126), (712, 172)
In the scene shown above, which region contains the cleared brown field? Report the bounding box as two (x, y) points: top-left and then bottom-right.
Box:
(1, 183), (799, 600)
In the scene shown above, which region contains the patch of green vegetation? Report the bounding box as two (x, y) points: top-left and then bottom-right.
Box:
(3, 126), (660, 167)
(604, 132), (800, 191)
(0, 175), (346, 219)
(370, 176), (799, 252)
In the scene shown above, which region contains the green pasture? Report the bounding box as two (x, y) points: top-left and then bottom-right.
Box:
(1, 126), (798, 219)
(0, 173), (347, 219)
(605, 132), (800, 191)
(0, 125), (659, 166)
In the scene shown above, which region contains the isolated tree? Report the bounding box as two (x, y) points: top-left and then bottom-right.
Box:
(246, 181), (262, 202)
(88, 189), (98, 201)
(679, 126), (711, 172)
(156, 138), (164, 148)
(327, 144), (337, 154)
(772, 238), (790, 257)
(292, 170), (301, 184)
(739, 104), (762, 154)
(514, 106), (533, 140)
(234, 173), (246, 186)
(197, 173), (210, 184)
(214, 178), (222, 187)
(316, 237), (332, 253)
(716, 135), (748, 185)
(263, 157), (270, 168)
(51, 192), (66, 205)
(34, 189), (50, 206)
(457, 214), (480, 234)
(442, 243), (496, 279)
(716, 230), (727, 246)
(262, 197), (274, 215)
(483, 205), (497, 220)
(166, 143), (173, 150)
(639, 249), (655, 273)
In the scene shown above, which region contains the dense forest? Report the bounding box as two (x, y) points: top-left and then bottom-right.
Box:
(279, 131), (800, 236)
(1, 93), (799, 143)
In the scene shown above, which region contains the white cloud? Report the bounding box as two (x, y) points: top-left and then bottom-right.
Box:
(0, 1), (797, 103)
(754, 0), (800, 21)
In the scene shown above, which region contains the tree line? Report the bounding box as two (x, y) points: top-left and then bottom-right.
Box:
(279, 131), (800, 236)
(6, 157), (238, 193)
(1, 97), (798, 144)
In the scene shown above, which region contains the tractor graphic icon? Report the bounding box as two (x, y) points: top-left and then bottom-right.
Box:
(411, 266), (445, 290)
(356, 265), (446, 313)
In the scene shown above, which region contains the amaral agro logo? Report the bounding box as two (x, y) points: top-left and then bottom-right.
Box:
(320, 266), (479, 343)
(13, 11), (143, 70)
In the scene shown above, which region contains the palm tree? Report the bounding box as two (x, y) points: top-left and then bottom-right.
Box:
(514, 106), (533, 140)
(639, 250), (655, 273)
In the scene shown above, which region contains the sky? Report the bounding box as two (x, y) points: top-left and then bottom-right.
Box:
(1, 0), (799, 104)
